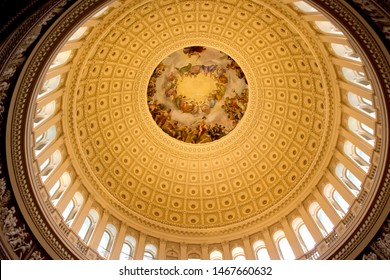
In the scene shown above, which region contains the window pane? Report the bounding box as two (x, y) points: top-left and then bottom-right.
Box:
(98, 232), (111, 258)
(69, 27), (88, 41)
(318, 209), (334, 234)
(78, 217), (91, 240)
(346, 170), (362, 189)
(278, 238), (295, 260)
(298, 225), (316, 251)
(361, 123), (374, 135)
(50, 50), (72, 69)
(49, 180), (60, 197)
(62, 200), (74, 220)
(256, 248), (270, 260)
(315, 21), (342, 34)
(120, 243), (132, 260)
(362, 97), (373, 106)
(40, 75), (61, 97)
(232, 247), (246, 260)
(39, 158), (50, 172)
(356, 147), (370, 163)
(210, 250), (223, 260)
(334, 191), (350, 214)
(143, 252), (154, 260)
(294, 1), (318, 12)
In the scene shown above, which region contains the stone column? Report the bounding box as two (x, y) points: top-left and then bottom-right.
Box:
(109, 223), (128, 259)
(313, 189), (340, 226)
(180, 243), (187, 260)
(157, 239), (167, 260)
(263, 228), (280, 260)
(201, 244), (209, 260)
(71, 194), (94, 233)
(89, 210), (110, 250)
(133, 233), (147, 260)
(55, 178), (80, 214)
(297, 204), (324, 242)
(222, 242), (232, 260)
(242, 236), (256, 260)
(281, 218), (304, 258)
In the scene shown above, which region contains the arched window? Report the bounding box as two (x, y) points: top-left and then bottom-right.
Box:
(120, 236), (136, 260)
(347, 92), (376, 118)
(273, 230), (295, 260)
(335, 163), (362, 194)
(166, 250), (179, 260)
(92, 6), (109, 18)
(342, 68), (372, 89)
(34, 125), (57, 155)
(62, 192), (84, 225)
(49, 171), (71, 205)
(292, 218), (316, 252)
(39, 75), (61, 98)
(34, 100), (57, 127)
(40, 150), (62, 182)
(78, 217), (91, 240)
(120, 244), (133, 260)
(188, 253), (201, 260)
(317, 209), (334, 234)
(98, 224), (117, 258)
(78, 209), (99, 243)
(232, 247), (246, 260)
(334, 191), (350, 214)
(49, 50), (72, 69)
(143, 244), (157, 260)
(69, 27), (88, 41)
(331, 44), (360, 61)
(253, 240), (270, 260)
(293, 1), (318, 13)
(98, 232), (111, 258)
(346, 169), (362, 189)
(344, 141), (370, 172)
(62, 200), (74, 221)
(314, 21), (342, 35)
(323, 184), (350, 217)
(256, 248), (270, 260)
(210, 250), (223, 260)
(309, 202), (334, 236)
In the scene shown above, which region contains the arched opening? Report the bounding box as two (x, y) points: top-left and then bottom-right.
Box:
(143, 244), (157, 260)
(273, 230), (295, 260)
(210, 250), (223, 260)
(97, 224), (117, 258)
(232, 246), (246, 260)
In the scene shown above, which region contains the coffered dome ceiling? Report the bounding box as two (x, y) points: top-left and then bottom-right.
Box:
(63, 0), (337, 236)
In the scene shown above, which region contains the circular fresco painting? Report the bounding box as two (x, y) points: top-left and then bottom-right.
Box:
(147, 46), (249, 144)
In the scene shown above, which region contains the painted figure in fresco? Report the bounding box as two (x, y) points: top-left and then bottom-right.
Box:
(175, 63), (192, 77)
(189, 65), (202, 76)
(227, 58), (247, 83)
(201, 64), (217, 76)
(183, 46), (206, 58)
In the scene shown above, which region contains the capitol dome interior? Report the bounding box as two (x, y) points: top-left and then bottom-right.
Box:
(0, 0), (389, 260)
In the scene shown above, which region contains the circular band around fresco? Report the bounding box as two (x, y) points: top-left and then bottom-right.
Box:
(147, 46), (249, 144)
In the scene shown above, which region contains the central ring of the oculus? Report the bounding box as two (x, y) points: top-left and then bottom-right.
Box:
(147, 46), (248, 144)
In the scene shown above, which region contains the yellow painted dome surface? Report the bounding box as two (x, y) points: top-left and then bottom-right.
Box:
(64, 0), (337, 236)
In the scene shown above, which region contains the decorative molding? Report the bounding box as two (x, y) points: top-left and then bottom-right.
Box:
(349, 0), (390, 41)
